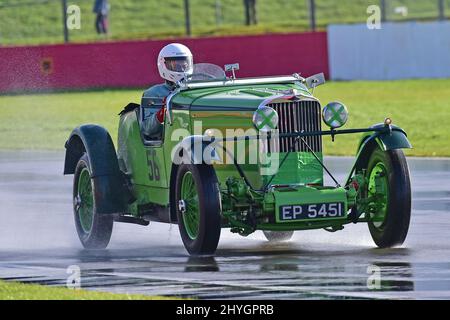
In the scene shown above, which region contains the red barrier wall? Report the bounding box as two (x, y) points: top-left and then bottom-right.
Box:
(0, 33), (328, 92)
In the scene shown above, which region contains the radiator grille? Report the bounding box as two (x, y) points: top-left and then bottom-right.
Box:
(268, 100), (322, 153)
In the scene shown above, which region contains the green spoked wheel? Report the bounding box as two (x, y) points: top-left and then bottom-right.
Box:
(73, 153), (113, 249)
(367, 162), (389, 230)
(175, 164), (221, 255)
(180, 172), (200, 240)
(77, 167), (94, 233)
(365, 148), (411, 248)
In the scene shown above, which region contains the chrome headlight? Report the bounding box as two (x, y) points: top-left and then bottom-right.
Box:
(322, 101), (348, 129)
(253, 106), (278, 132)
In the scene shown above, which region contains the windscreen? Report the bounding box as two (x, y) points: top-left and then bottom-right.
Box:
(187, 63), (226, 82)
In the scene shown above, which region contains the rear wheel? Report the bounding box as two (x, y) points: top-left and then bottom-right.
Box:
(263, 231), (294, 242)
(364, 148), (411, 248)
(175, 164), (222, 255)
(73, 153), (113, 249)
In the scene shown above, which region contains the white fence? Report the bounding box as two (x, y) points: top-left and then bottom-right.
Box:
(328, 21), (450, 80)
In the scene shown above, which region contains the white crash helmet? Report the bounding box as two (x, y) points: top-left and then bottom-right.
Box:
(157, 43), (193, 83)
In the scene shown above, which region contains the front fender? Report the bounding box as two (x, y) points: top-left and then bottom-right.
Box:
(169, 135), (219, 223)
(358, 124), (412, 153)
(172, 135), (220, 165)
(345, 124), (412, 185)
(64, 124), (127, 214)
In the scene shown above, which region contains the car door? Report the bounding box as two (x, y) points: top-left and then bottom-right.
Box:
(140, 98), (169, 190)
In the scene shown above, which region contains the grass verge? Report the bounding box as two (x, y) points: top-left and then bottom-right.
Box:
(0, 279), (172, 300)
(1, 0), (449, 46)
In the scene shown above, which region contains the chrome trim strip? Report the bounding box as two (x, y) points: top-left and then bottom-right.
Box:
(179, 75), (306, 90)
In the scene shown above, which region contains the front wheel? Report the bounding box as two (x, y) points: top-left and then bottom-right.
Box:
(175, 164), (222, 255)
(73, 153), (113, 249)
(364, 148), (411, 248)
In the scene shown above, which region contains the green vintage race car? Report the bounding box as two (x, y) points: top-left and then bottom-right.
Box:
(64, 63), (412, 255)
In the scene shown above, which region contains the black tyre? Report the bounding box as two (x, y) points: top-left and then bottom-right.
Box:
(263, 231), (294, 242)
(175, 163), (222, 255)
(73, 153), (113, 249)
(364, 148), (411, 248)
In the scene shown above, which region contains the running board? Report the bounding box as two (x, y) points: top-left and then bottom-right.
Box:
(114, 215), (150, 226)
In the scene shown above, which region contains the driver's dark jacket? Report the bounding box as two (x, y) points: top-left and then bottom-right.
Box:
(141, 83), (173, 138)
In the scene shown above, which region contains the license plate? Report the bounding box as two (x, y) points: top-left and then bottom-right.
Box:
(279, 203), (345, 221)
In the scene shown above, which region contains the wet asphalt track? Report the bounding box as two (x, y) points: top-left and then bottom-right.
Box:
(0, 151), (450, 299)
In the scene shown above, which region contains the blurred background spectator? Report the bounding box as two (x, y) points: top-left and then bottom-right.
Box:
(93, 0), (110, 35)
(244, 0), (257, 25)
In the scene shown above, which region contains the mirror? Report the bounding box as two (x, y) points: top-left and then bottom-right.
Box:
(224, 63), (240, 79)
(305, 73), (326, 89)
(224, 63), (240, 72)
